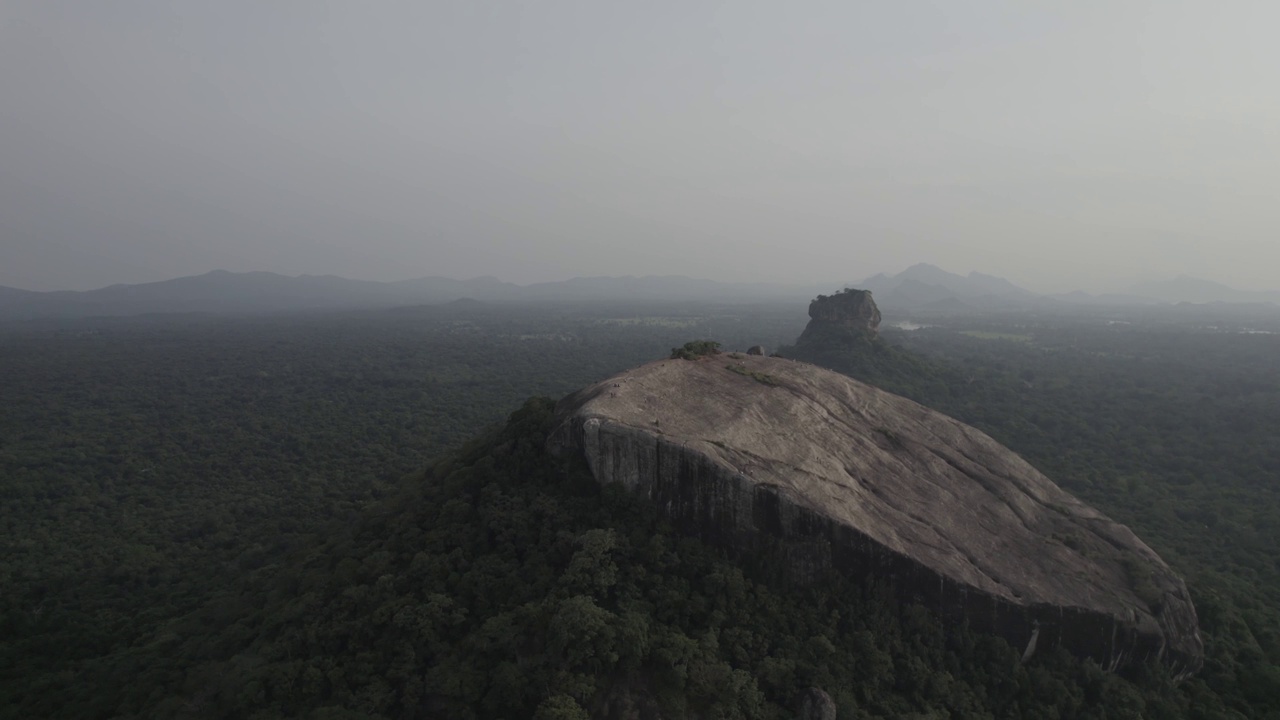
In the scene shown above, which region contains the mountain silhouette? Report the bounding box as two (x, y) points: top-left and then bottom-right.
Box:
(0, 271), (830, 320)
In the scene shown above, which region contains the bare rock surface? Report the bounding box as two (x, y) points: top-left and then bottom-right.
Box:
(795, 688), (837, 720)
(549, 354), (1203, 677)
(797, 289), (881, 342)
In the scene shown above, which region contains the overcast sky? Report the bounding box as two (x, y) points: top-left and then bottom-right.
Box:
(2, 2), (1277, 292)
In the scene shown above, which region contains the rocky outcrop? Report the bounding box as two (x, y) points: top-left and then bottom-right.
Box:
(796, 289), (881, 345)
(548, 354), (1203, 678)
(795, 688), (837, 720)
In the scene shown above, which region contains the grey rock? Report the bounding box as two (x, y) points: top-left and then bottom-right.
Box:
(797, 288), (881, 343)
(796, 687), (837, 720)
(747, 345), (766, 356)
(548, 355), (1203, 678)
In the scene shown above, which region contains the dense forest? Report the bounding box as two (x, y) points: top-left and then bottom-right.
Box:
(2, 300), (1278, 718)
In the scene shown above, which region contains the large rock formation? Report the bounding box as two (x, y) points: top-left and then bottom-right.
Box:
(548, 353), (1203, 678)
(796, 289), (881, 344)
(795, 688), (837, 720)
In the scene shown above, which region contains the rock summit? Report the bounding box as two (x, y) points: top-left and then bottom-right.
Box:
(796, 289), (882, 344)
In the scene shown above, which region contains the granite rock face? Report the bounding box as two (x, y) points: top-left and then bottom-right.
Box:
(797, 289), (881, 344)
(548, 354), (1203, 678)
(795, 688), (837, 720)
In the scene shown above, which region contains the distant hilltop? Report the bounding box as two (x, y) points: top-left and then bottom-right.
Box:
(858, 263), (1280, 311)
(1, 265), (1276, 321)
(0, 270), (830, 321)
(797, 288), (882, 341)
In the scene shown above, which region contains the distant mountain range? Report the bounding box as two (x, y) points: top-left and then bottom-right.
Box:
(1126, 276), (1280, 305)
(2, 265), (1275, 321)
(858, 264), (1041, 311)
(855, 264), (1280, 313)
(0, 270), (830, 321)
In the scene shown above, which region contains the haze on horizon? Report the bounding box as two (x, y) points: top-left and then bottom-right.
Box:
(2, 2), (1278, 294)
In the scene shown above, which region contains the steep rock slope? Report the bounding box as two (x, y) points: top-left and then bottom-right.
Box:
(796, 288), (881, 343)
(549, 354), (1203, 678)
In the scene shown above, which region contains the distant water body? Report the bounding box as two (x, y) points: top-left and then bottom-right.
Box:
(888, 321), (931, 331)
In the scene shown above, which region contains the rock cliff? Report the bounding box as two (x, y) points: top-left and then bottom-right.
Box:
(548, 353), (1203, 678)
(796, 289), (881, 344)
(784, 289), (912, 381)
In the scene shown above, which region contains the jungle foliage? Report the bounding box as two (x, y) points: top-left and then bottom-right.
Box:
(1, 301), (1278, 718)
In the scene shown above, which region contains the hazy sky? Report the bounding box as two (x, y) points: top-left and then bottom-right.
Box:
(2, 2), (1277, 292)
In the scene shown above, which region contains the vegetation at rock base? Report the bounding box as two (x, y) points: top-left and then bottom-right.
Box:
(724, 362), (781, 386)
(1, 301), (1278, 717)
(671, 339), (723, 360)
(779, 329), (936, 393)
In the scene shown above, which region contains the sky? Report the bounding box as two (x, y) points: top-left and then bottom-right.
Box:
(1, 1), (1277, 293)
